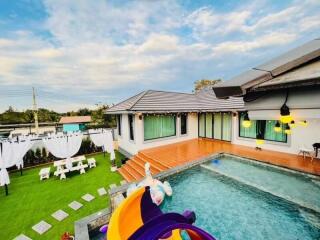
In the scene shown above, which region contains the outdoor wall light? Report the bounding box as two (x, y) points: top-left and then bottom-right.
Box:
(138, 113), (143, 120)
(274, 121), (282, 133)
(256, 132), (264, 145)
(299, 120), (308, 126)
(242, 111), (251, 128)
(284, 124), (291, 135)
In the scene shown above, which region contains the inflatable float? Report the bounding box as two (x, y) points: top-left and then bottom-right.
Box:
(106, 186), (216, 240)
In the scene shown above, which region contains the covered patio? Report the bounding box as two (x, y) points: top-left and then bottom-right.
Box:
(120, 138), (320, 182)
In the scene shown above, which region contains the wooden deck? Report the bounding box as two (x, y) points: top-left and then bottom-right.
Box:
(118, 138), (320, 182)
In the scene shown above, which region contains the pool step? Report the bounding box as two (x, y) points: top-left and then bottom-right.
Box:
(118, 151), (170, 182)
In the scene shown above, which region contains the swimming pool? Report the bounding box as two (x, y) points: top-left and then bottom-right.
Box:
(160, 155), (320, 240)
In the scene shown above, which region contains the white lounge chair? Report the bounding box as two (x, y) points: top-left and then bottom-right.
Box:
(88, 158), (96, 168)
(39, 167), (51, 181)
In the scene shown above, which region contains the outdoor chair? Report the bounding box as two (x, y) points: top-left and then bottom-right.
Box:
(39, 167), (51, 181)
(298, 145), (315, 161)
(88, 158), (97, 168)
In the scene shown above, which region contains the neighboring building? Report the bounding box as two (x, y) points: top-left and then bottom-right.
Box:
(59, 116), (92, 132)
(106, 89), (244, 156)
(213, 38), (320, 155)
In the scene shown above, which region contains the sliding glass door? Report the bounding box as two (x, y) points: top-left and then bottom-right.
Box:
(198, 112), (232, 141)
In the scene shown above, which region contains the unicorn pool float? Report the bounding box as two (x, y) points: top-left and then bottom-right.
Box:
(99, 162), (216, 240)
(126, 162), (173, 205)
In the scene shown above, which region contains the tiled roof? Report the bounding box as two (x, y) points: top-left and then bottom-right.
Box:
(59, 116), (91, 124)
(213, 38), (320, 98)
(106, 88), (244, 113)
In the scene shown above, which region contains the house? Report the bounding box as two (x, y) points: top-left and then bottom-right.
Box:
(59, 116), (91, 132)
(213, 38), (320, 155)
(106, 89), (244, 156)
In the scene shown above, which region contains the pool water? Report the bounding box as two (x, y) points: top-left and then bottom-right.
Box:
(160, 164), (320, 240)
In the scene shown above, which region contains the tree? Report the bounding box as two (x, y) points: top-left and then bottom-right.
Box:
(193, 79), (222, 93)
(35, 148), (42, 163)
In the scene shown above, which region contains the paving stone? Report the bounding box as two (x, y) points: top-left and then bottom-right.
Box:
(14, 234), (32, 240)
(68, 201), (83, 211)
(32, 221), (51, 235)
(97, 187), (107, 196)
(120, 180), (127, 185)
(82, 193), (95, 202)
(51, 209), (69, 221)
(109, 183), (117, 189)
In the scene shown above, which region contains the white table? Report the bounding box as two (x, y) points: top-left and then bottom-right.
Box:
(53, 156), (88, 180)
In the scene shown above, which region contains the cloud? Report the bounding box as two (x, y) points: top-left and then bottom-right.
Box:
(0, 0), (319, 112)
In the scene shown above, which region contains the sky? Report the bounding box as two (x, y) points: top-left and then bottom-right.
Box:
(0, 0), (319, 112)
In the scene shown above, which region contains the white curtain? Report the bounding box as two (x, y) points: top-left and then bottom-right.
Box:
(43, 133), (83, 170)
(89, 129), (115, 160)
(0, 137), (34, 186)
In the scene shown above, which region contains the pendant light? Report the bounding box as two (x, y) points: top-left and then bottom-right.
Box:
(284, 124), (291, 135)
(274, 121), (281, 133)
(280, 90), (292, 124)
(289, 120), (296, 128)
(242, 111), (251, 128)
(256, 132), (264, 145)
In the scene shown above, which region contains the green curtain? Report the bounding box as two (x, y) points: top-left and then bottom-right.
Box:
(144, 115), (176, 140)
(222, 113), (232, 141)
(239, 113), (256, 138)
(265, 120), (286, 142)
(206, 113), (213, 138)
(214, 113), (222, 140)
(199, 113), (205, 137)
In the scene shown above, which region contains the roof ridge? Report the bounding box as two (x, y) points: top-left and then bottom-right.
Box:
(108, 91), (146, 111)
(129, 90), (150, 110)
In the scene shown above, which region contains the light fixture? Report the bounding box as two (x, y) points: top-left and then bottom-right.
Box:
(138, 112), (143, 120)
(280, 90), (292, 124)
(256, 132), (264, 145)
(274, 121), (282, 133)
(299, 120), (308, 127)
(289, 120), (296, 128)
(242, 111), (251, 128)
(284, 124), (291, 135)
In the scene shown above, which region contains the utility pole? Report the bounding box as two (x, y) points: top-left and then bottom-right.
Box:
(32, 87), (39, 134)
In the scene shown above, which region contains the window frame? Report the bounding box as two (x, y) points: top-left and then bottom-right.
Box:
(117, 115), (122, 136)
(180, 114), (188, 135)
(143, 114), (177, 141)
(238, 112), (287, 143)
(128, 114), (134, 141)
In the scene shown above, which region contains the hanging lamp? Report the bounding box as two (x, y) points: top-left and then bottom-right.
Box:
(280, 90), (293, 124)
(284, 124), (291, 135)
(274, 121), (282, 133)
(242, 111), (251, 128)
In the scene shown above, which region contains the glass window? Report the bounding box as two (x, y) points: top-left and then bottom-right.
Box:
(222, 113), (232, 141)
(239, 112), (287, 143)
(117, 115), (122, 136)
(213, 113), (222, 140)
(180, 114), (187, 135)
(205, 113), (213, 138)
(198, 113), (205, 137)
(128, 114), (134, 141)
(144, 115), (176, 140)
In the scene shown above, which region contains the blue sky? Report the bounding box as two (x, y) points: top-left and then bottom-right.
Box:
(0, 0), (319, 112)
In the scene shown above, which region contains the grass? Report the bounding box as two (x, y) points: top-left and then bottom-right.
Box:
(0, 151), (125, 240)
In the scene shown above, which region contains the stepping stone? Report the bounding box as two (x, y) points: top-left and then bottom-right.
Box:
(32, 220), (51, 235)
(14, 234), (32, 240)
(68, 201), (83, 211)
(97, 187), (107, 196)
(51, 210), (69, 221)
(109, 183), (117, 189)
(82, 193), (95, 202)
(120, 180), (127, 185)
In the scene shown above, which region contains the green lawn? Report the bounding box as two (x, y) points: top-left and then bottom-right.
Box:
(0, 151), (124, 240)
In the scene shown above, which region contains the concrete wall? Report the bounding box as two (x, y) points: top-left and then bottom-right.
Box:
(231, 113), (320, 155)
(117, 113), (198, 155)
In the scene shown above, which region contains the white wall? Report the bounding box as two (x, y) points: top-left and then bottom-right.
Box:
(232, 113), (320, 155)
(118, 113), (198, 155)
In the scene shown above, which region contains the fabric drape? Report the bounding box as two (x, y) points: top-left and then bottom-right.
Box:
(144, 115), (176, 140)
(43, 133), (83, 170)
(0, 137), (34, 186)
(89, 129), (115, 160)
